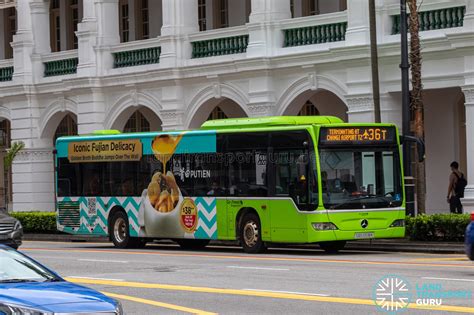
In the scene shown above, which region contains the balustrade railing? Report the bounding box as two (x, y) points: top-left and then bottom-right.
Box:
(392, 6), (466, 34)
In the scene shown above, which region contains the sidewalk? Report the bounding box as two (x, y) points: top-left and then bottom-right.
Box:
(23, 234), (466, 254)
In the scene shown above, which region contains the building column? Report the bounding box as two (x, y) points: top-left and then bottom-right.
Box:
(464, 0), (474, 31)
(247, 0), (291, 58)
(76, 0), (98, 76)
(245, 0), (290, 114)
(247, 75), (276, 117)
(12, 148), (54, 212)
(461, 87), (474, 212)
(345, 94), (375, 123)
(11, 0), (36, 83)
(345, 0), (370, 46)
(77, 89), (106, 134)
(160, 85), (185, 130)
(77, 0), (120, 76)
(159, 0), (198, 68)
(12, 0), (51, 83)
(10, 95), (54, 212)
(380, 92), (402, 129)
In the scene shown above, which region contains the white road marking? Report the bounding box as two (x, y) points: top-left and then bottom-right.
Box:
(68, 276), (125, 281)
(226, 266), (289, 271)
(243, 288), (330, 297)
(422, 277), (474, 283)
(78, 258), (128, 264)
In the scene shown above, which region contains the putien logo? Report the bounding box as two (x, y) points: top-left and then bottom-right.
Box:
(373, 275), (411, 313)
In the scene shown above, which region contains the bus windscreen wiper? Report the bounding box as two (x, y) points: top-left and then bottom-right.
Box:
(330, 195), (392, 210)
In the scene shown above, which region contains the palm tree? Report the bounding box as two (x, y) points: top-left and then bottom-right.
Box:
(408, 0), (426, 214)
(4, 141), (25, 171)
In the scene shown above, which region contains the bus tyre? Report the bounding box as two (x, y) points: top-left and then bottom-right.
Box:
(319, 241), (346, 254)
(176, 239), (210, 250)
(110, 211), (137, 249)
(240, 213), (266, 254)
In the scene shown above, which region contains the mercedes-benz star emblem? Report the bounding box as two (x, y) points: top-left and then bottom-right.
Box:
(361, 219), (369, 229)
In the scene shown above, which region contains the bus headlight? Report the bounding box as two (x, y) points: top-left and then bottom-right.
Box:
(312, 222), (338, 231)
(390, 219), (405, 227)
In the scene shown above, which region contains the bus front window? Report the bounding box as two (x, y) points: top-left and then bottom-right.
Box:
(319, 148), (402, 210)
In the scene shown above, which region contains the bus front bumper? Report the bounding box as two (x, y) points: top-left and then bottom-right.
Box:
(308, 227), (405, 243)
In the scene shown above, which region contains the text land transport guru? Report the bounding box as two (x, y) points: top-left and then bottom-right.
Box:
(72, 141), (137, 153)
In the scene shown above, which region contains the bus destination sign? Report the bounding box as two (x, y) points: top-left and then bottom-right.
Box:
(68, 139), (142, 163)
(319, 126), (397, 146)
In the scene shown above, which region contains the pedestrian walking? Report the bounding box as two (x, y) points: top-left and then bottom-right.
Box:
(447, 161), (467, 214)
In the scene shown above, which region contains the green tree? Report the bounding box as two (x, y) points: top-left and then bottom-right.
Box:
(408, 0), (426, 214)
(4, 141), (25, 171)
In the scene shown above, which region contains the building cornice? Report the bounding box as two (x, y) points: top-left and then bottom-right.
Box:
(0, 32), (473, 99)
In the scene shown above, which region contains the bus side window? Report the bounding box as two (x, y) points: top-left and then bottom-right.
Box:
(225, 133), (269, 197)
(270, 130), (315, 210)
(57, 158), (81, 197)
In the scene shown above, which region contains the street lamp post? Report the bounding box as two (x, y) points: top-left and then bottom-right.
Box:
(400, 0), (415, 215)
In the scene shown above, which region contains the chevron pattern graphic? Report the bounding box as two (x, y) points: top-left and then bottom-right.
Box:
(58, 196), (217, 239)
(57, 196), (141, 237)
(193, 197), (217, 239)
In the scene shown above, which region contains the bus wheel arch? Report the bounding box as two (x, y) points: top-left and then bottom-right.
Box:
(235, 207), (257, 240)
(236, 208), (266, 253)
(108, 206), (146, 249)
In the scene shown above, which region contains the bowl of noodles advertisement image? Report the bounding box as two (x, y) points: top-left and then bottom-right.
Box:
(141, 134), (198, 238)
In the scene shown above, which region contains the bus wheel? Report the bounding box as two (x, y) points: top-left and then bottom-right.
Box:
(176, 239), (210, 250)
(240, 213), (266, 253)
(110, 211), (134, 248)
(319, 241), (346, 254)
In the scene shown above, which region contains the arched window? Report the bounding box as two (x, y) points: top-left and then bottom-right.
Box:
(54, 115), (77, 142)
(0, 120), (10, 148)
(123, 110), (150, 133)
(298, 101), (320, 116)
(0, 119), (11, 211)
(207, 106), (228, 121)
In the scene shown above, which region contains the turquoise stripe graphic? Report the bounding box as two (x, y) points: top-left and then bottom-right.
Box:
(193, 197), (217, 239)
(141, 131), (216, 155)
(57, 196), (142, 237)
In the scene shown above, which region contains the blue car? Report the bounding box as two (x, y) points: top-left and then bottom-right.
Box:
(466, 212), (474, 261)
(0, 245), (123, 314)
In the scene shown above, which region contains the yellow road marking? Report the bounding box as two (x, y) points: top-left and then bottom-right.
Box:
(68, 278), (474, 314)
(23, 247), (474, 269)
(101, 291), (216, 315)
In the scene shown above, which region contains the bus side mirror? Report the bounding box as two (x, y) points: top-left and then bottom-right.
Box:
(400, 135), (425, 162)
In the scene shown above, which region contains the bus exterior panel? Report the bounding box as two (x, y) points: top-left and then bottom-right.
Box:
(55, 117), (405, 251)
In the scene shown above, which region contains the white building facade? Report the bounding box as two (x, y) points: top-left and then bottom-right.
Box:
(0, 0), (472, 213)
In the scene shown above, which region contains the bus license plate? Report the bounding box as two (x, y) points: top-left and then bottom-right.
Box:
(354, 232), (374, 239)
(0, 234), (9, 240)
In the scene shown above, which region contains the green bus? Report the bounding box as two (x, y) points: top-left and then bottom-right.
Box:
(55, 116), (405, 253)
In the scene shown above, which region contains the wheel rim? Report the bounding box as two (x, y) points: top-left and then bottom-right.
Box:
(243, 220), (259, 248)
(114, 217), (127, 243)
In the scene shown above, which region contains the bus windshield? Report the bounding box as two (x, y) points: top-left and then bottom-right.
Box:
(319, 147), (402, 210)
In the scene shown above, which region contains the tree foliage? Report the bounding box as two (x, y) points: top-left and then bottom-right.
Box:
(4, 141), (25, 171)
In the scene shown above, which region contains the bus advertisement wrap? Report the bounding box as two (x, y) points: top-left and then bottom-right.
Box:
(57, 131), (218, 240)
